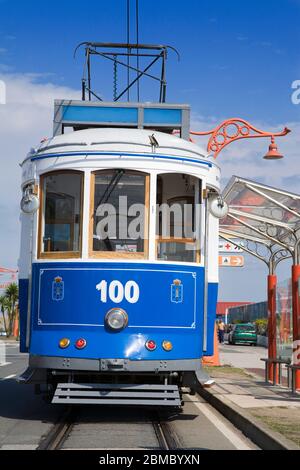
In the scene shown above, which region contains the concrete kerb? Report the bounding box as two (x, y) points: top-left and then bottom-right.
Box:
(197, 384), (300, 451)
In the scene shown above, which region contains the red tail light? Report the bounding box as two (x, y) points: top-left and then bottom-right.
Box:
(75, 338), (87, 350)
(145, 340), (156, 351)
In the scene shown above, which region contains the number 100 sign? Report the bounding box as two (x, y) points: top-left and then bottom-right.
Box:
(96, 280), (140, 304)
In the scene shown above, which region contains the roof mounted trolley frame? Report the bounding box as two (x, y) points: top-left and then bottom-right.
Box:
(74, 42), (180, 104)
(52, 42), (189, 138)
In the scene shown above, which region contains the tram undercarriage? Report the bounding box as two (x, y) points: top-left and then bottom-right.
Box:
(19, 359), (211, 406)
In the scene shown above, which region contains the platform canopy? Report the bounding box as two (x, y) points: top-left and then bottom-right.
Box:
(220, 176), (300, 267)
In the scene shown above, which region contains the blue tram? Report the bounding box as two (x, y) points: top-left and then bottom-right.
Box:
(18, 97), (223, 406)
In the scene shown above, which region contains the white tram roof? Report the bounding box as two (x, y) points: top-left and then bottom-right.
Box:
(25, 128), (212, 163)
(22, 128), (220, 192)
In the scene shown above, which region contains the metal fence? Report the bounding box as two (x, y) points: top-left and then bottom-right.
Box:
(227, 301), (267, 324)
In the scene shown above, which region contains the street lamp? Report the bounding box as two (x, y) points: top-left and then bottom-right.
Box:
(263, 136), (284, 160)
(196, 120), (293, 386)
(190, 118), (290, 160)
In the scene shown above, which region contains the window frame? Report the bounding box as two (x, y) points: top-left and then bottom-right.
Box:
(38, 170), (84, 259)
(89, 169), (150, 260)
(155, 173), (202, 264)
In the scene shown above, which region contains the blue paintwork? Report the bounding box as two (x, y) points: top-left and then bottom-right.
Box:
(144, 108), (182, 124)
(204, 283), (218, 357)
(19, 279), (29, 353)
(30, 151), (213, 168)
(62, 105), (138, 124)
(61, 105), (182, 126)
(25, 262), (219, 362)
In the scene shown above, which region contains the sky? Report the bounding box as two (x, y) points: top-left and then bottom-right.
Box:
(0, 0), (300, 302)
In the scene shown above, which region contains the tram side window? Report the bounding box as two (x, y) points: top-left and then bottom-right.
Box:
(40, 172), (83, 255)
(156, 173), (201, 263)
(91, 170), (148, 256)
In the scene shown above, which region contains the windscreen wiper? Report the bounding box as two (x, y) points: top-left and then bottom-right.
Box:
(94, 169), (125, 215)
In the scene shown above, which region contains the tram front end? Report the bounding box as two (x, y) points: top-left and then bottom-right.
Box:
(18, 102), (221, 406)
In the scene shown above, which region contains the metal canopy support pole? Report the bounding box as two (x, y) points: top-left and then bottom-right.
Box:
(267, 249), (292, 384)
(267, 272), (277, 384)
(292, 239), (300, 390)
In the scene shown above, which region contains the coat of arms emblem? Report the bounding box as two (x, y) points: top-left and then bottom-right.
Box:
(171, 279), (183, 304)
(52, 276), (64, 301)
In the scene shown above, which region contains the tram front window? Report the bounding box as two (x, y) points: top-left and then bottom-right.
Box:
(40, 171), (83, 256)
(91, 170), (149, 257)
(156, 173), (201, 263)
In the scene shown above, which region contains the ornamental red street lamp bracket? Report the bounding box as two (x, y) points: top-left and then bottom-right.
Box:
(190, 118), (291, 160)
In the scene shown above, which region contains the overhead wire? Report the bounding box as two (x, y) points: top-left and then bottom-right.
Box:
(127, 0), (130, 101)
(136, 0), (140, 101)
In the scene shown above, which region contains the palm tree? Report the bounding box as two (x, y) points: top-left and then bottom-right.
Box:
(0, 295), (8, 335)
(5, 283), (18, 337)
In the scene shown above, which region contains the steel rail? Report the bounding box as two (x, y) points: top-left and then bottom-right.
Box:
(152, 411), (182, 450)
(37, 407), (76, 450)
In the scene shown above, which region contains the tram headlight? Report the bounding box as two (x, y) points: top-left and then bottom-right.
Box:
(20, 183), (39, 214)
(105, 308), (128, 331)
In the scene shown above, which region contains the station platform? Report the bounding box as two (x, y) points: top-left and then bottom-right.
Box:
(201, 344), (300, 449)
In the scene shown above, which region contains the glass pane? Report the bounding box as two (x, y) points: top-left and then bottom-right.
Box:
(93, 170), (146, 253)
(157, 242), (197, 263)
(222, 178), (300, 249)
(156, 173), (200, 262)
(236, 325), (255, 332)
(276, 279), (293, 361)
(43, 172), (82, 253)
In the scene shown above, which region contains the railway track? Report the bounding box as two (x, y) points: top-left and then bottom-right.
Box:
(151, 412), (181, 450)
(37, 407), (77, 450)
(36, 390), (256, 451)
(37, 407), (181, 450)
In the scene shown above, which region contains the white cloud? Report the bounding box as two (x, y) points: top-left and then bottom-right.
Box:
(0, 73), (80, 268)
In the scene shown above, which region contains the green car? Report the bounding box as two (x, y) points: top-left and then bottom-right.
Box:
(228, 323), (257, 346)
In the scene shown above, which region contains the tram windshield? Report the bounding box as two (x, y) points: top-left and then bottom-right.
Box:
(40, 171), (83, 256)
(38, 170), (202, 263)
(91, 170), (149, 256)
(156, 173), (201, 263)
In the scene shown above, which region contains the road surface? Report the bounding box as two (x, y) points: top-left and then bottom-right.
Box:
(0, 341), (256, 450)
